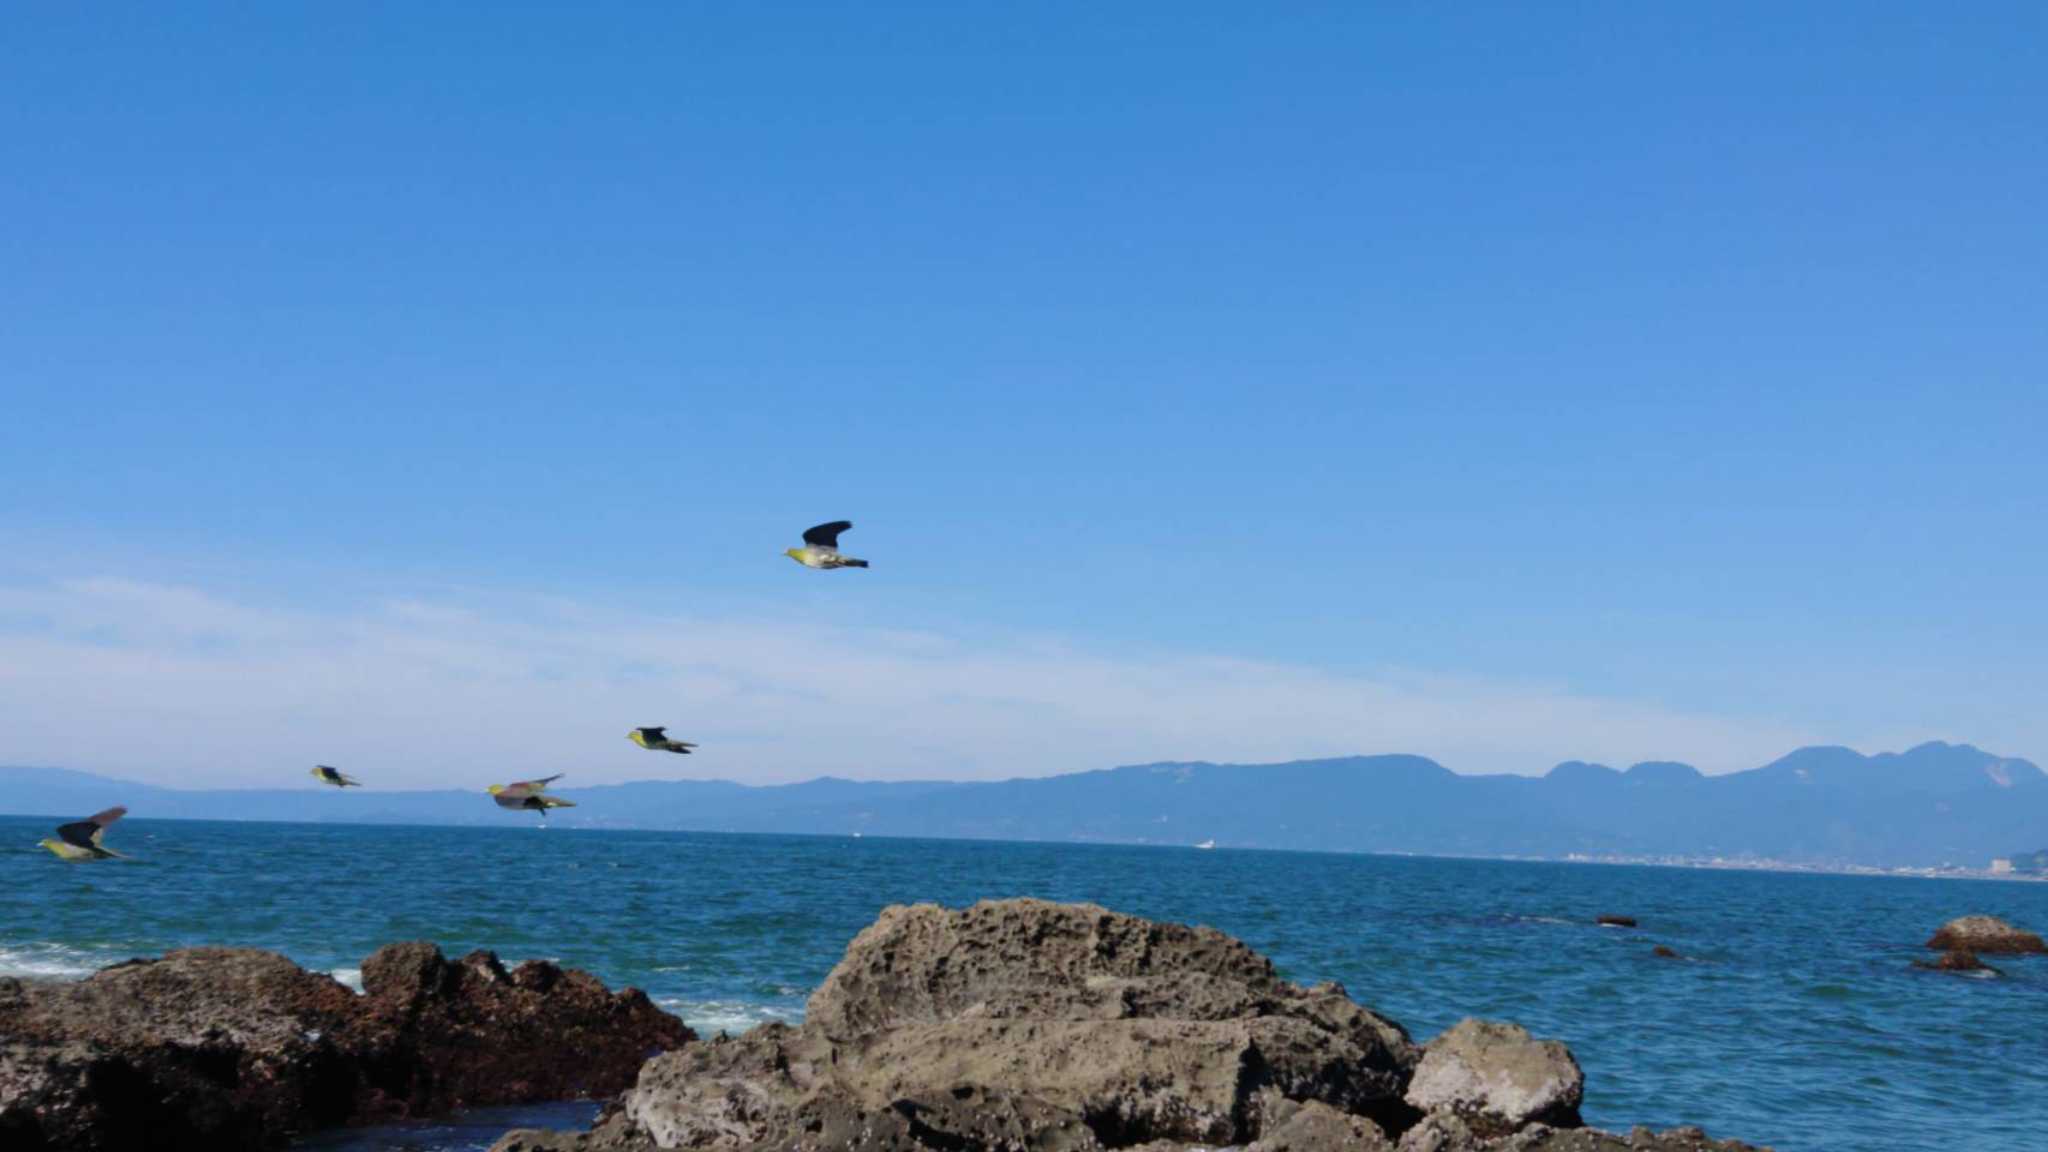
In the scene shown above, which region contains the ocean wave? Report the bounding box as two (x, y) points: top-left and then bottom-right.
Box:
(0, 942), (123, 980)
(329, 967), (365, 993)
(655, 997), (803, 1036)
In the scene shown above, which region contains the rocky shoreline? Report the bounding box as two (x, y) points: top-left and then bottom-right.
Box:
(0, 943), (689, 1149)
(1, 900), (1780, 1151)
(497, 900), (1765, 1152)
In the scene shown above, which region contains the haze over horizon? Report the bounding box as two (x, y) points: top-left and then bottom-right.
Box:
(4, 5), (2043, 788)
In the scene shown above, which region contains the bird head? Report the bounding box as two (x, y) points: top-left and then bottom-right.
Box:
(784, 547), (804, 563)
(486, 784), (505, 795)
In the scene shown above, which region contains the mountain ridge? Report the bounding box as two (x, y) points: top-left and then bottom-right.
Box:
(2, 742), (2039, 869)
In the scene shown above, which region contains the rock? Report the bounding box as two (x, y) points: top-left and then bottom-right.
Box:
(1651, 947), (1679, 960)
(0, 944), (690, 1150)
(1249, 1098), (1394, 1150)
(1924, 915), (2046, 955)
(1404, 1019), (1583, 1135)
(357, 944), (688, 1114)
(1594, 916), (1636, 929)
(1399, 1115), (1765, 1151)
(1913, 949), (1997, 975)
(514, 899), (1765, 1152)
(617, 900), (1418, 1149)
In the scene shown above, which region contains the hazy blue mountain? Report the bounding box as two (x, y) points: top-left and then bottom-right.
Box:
(2, 742), (2040, 868)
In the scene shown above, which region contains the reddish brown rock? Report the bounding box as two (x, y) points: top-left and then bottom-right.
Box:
(0, 944), (690, 1150)
(1913, 949), (1997, 975)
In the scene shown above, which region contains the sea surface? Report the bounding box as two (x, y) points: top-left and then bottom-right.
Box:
(3, 816), (2045, 1151)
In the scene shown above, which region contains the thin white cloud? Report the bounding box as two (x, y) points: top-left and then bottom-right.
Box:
(0, 576), (1822, 788)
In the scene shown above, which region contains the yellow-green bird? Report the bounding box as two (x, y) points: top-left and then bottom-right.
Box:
(40, 807), (127, 860)
(311, 765), (362, 788)
(785, 520), (869, 570)
(629, 727), (697, 754)
(488, 773), (576, 817)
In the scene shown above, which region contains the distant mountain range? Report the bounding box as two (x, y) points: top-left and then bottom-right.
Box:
(2, 742), (2041, 869)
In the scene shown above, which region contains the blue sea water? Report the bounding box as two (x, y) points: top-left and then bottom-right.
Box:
(3, 816), (2045, 1152)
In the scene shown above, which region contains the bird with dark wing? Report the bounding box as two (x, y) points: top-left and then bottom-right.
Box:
(629, 727), (697, 754)
(488, 773), (575, 817)
(311, 765), (362, 788)
(785, 520), (868, 569)
(41, 807), (128, 860)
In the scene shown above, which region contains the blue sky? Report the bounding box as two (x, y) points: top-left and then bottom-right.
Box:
(2, 5), (2042, 786)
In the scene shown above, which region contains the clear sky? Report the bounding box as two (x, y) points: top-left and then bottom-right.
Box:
(2, 4), (2042, 788)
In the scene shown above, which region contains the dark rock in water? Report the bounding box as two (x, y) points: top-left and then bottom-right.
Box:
(495, 899), (1769, 1152)
(1925, 915), (2046, 955)
(0, 944), (689, 1150)
(1913, 949), (1997, 975)
(357, 943), (687, 1116)
(1652, 946), (1680, 959)
(1595, 915), (1636, 928)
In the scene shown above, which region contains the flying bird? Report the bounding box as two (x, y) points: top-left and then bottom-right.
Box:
(629, 727), (697, 754)
(311, 765), (362, 788)
(488, 773), (576, 817)
(40, 807), (128, 860)
(785, 521), (868, 570)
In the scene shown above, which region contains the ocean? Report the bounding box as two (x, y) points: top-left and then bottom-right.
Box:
(3, 815), (2044, 1151)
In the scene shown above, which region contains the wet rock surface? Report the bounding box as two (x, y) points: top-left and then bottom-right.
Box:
(1924, 915), (2046, 955)
(0, 943), (690, 1150)
(495, 899), (1767, 1152)
(1913, 949), (1996, 974)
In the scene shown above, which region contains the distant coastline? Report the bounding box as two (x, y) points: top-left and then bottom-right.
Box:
(5, 740), (2042, 872)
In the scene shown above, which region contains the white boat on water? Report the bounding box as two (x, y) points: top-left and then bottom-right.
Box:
(1195, 840), (1216, 850)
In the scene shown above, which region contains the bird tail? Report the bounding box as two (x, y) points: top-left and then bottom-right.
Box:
(843, 559), (870, 568)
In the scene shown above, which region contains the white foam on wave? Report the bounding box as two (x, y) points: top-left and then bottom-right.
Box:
(656, 997), (803, 1036)
(329, 967), (365, 993)
(0, 942), (122, 980)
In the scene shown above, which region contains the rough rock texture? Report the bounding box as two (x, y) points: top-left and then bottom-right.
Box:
(1924, 915), (2046, 955)
(0, 943), (690, 1150)
(1404, 1020), (1582, 1135)
(1396, 1114), (1761, 1152)
(1913, 949), (1996, 974)
(495, 899), (1767, 1152)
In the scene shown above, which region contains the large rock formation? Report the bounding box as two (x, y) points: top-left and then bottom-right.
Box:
(0, 943), (690, 1150)
(1924, 915), (2046, 955)
(495, 899), (1766, 1152)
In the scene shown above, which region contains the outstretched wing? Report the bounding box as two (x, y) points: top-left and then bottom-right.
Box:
(802, 521), (852, 548)
(56, 807), (125, 849)
(636, 727), (667, 740)
(505, 772), (566, 795)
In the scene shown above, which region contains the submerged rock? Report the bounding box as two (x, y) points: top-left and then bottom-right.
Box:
(1924, 915), (2046, 955)
(1651, 947), (1680, 959)
(1913, 949), (1997, 975)
(0, 944), (690, 1150)
(1594, 916), (1636, 928)
(499, 899), (1768, 1152)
